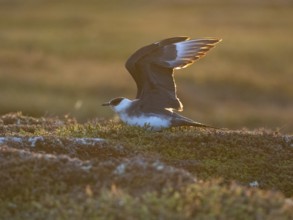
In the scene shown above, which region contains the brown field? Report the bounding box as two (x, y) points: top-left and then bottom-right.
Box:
(0, 0), (292, 132)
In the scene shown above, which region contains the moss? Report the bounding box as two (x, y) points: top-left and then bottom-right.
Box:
(0, 113), (293, 219)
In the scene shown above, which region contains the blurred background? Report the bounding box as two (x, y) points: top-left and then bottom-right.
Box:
(0, 0), (292, 133)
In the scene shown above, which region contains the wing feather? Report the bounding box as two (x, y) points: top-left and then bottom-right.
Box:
(158, 39), (221, 69)
(125, 37), (221, 112)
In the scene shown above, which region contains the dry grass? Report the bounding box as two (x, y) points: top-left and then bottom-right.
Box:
(0, 0), (292, 132)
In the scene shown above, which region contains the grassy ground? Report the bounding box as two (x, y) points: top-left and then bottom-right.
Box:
(0, 112), (293, 219)
(0, 0), (292, 133)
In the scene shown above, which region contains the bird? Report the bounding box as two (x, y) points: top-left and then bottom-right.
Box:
(102, 36), (221, 130)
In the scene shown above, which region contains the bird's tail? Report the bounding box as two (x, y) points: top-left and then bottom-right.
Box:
(189, 121), (217, 129)
(171, 114), (217, 129)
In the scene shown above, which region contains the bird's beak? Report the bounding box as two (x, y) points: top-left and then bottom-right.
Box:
(102, 102), (110, 106)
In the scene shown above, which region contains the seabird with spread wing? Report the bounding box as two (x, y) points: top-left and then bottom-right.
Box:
(102, 36), (221, 130)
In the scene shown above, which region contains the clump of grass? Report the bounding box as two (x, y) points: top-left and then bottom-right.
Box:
(0, 112), (76, 135)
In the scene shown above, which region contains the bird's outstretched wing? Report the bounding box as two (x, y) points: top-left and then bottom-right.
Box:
(125, 37), (221, 112)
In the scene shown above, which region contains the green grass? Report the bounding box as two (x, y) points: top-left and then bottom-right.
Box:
(0, 112), (293, 219)
(0, 0), (292, 132)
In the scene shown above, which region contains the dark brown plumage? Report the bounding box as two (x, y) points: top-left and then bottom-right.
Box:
(125, 37), (221, 112)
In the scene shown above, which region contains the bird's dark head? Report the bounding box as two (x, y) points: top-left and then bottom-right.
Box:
(102, 97), (132, 113)
(102, 97), (125, 107)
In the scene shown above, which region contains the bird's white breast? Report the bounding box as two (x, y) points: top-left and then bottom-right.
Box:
(119, 113), (171, 130)
(112, 98), (171, 130)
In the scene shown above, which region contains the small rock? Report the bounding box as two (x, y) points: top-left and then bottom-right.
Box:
(114, 163), (127, 175)
(249, 181), (259, 187)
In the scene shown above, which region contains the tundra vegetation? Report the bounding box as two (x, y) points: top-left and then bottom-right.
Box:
(0, 112), (293, 219)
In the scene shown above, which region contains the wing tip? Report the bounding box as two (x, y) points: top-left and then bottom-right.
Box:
(210, 38), (222, 44)
(192, 38), (222, 44)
